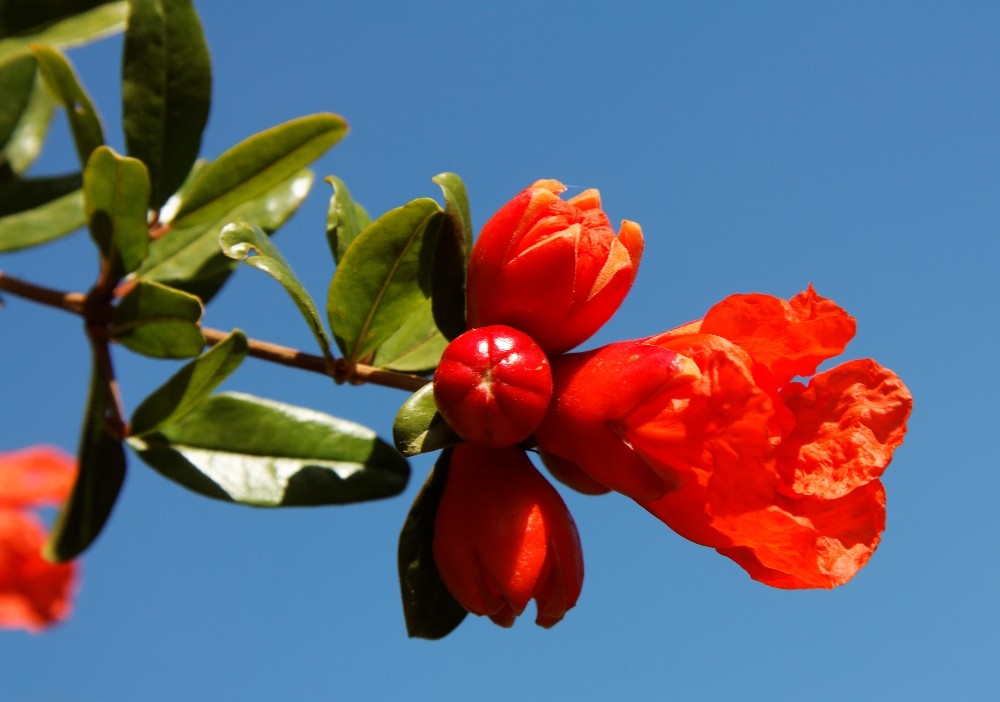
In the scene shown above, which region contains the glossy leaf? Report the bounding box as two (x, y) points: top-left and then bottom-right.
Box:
(325, 175), (371, 264)
(0, 53), (54, 173)
(220, 220), (333, 362)
(110, 280), (204, 358)
(0, 172), (81, 217)
(122, 0), (211, 209)
(392, 383), (461, 457)
(0, 189), (84, 252)
(31, 43), (104, 166)
(128, 392), (409, 506)
(431, 172), (472, 340)
(170, 113), (347, 229)
(45, 360), (127, 562)
(398, 451), (467, 639)
(373, 302), (447, 373)
(0, 2), (126, 63)
(327, 198), (444, 364)
(136, 166), (312, 302)
(130, 329), (247, 435)
(83, 146), (150, 274)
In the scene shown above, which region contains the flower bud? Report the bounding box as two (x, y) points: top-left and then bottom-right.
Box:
(433, 325), (552, 448)
(433, 443), (584, 628)
(467, 180), (643, 354)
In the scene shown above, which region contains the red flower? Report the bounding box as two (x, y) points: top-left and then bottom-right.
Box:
(433, 443), (584, 628)
(0, 446), (79, 632)
(433, 325), (553, 448)
(466, 179), (643, 355)
(536, 287), (912, 589)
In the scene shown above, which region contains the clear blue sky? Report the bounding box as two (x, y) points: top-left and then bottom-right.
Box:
(3, 1), (998, 699)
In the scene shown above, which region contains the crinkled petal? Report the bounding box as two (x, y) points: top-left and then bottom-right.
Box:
(777, 359), (913, 498)
(0, 446), (77, 509)
(0, 510), (78, 632)
(699, 286), (856, 386)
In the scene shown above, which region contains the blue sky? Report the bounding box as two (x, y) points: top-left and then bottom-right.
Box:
(2, 1), (998, 699)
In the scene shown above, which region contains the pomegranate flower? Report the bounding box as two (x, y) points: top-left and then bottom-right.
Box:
(466, 179), (643, 355)
(433, 443), (584, 628)
(536, 287), (912, 589)
(0, 446), (79, 632)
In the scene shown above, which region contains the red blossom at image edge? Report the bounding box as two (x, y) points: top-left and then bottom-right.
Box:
(0, 446), (79, 633)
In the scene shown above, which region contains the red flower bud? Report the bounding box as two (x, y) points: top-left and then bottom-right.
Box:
(433, 325), (552, 448)
(0, 446), (78, 633)
(433, 443), (583, 628)
(537, 287), (912, 589)
(467, 179), (643, 354)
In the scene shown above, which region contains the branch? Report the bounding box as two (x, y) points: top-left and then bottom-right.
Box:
(0, 270), (431, 393)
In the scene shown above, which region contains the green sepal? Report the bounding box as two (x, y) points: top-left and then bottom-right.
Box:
(130, 329), (247, 435)
(83, 145), (150, 274)
(128, 392), (409, 506)
(122, 0), (211, 209)
(0, 188), (84, 252)
(219, 220), (333, 363)
(110, 280), (204, 358)
(31, 43), (104, 167)
(398, 450), (467, 639)
(135, 166), (312, 302)
(392, 382), (461, 457)
(44, 360), (127, 562)
(327, 197), (445, 366)
(430, 172), (472, 341)
(170, 113), (346, 229)
(325, 175), (371, 264)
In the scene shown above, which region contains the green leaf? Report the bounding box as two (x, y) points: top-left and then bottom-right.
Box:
(372, 301), (447, 373)
(398, 450), (467, 639)
(31, 43), (104, 166)
(220, 220), (333, 363)
(122, 0), (211, 209)
(110, 280), (204, 358)
(127, 392), (409, 506)
(431, 172), (472, 341)
(0, 188), (84, 252)
(327, 197), (444, 364)
(130, 329), (247, 435)
(136, 166), (312, 302)
(0, 172), (81, 217)
(392, 383), (461, 457)
(0, 53), (54, 174)
(83, 145), (149, 273)
(45, 361), (127, 562)
(325, 175), (371, 264)
(0, 2), (127, 63)
(170, 113), (347, 229)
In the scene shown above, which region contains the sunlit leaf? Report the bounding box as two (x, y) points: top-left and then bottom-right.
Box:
(373, 301), (447, 373)
(398, 451), (467, 639)
(31, 43), (104, 166)
(220, 220), (333, 362)
(136, 166), (312, 302)
(392, 383), (461, 457)
(0, 188), (84, 252)
(130, 329), (247, 435)
(122, 0), (211, 209)
(44, 361), (127, 562)
(0, 53), (54, 173)
(325, 175), (371, 264)
(431, 172), (472, 340)
(327, 198), (443, 364)
(128, 392), (409, 506)
(170, 113), (346, 229)
(110, 280), (204, 358)
(0, 2), (127, 63)
(83, 145), (149, 274)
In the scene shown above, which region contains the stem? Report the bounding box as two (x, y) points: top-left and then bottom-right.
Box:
(0, 270), (431, 393)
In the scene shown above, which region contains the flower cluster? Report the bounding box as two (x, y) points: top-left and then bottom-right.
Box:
(429, 179), (912, 628)
(0, 446), (79, 633)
